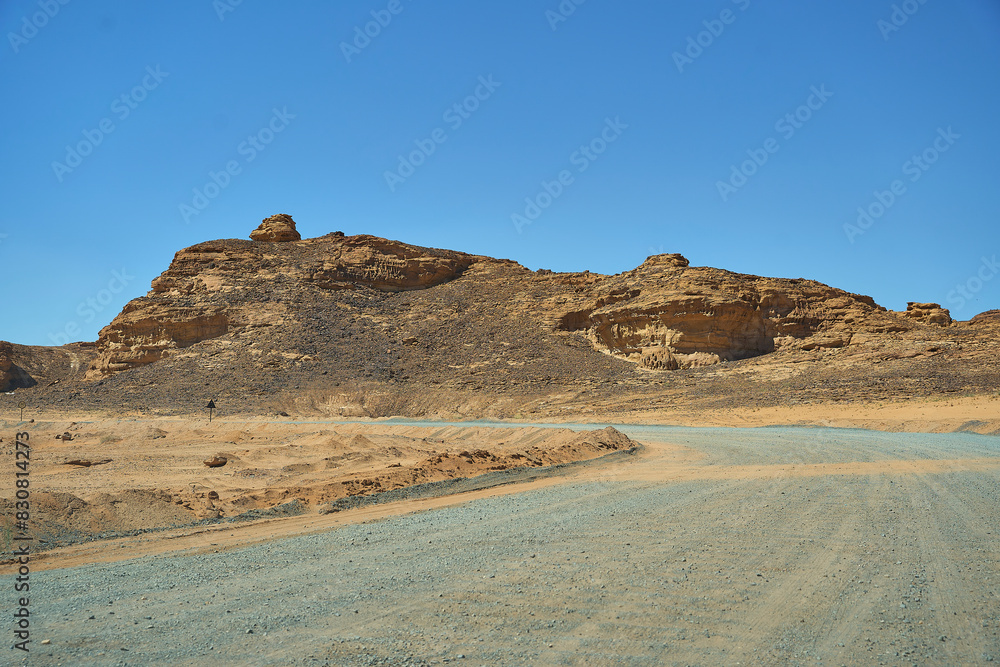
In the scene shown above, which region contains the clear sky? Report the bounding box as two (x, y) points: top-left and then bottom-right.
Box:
(2, 0), (999, 346)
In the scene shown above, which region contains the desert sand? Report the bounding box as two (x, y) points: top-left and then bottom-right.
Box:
(3, 412), (998, 666)
(2, 393), (997, 569)
(0, 416), (633, 563)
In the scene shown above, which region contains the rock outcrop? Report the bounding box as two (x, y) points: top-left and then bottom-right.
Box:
(83, 224), (974, 381)
(87, 305), (229, 376)
(250, 213), (301, 242)
(303, 234), (476, 291)
(904, 302), (952, 326)
(87, 220), (480, 377)
(543, 253), (892, 369)
(970, 309), (1000, 325)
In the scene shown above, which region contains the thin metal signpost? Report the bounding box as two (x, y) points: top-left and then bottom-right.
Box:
(18, 401), (25, 422)
(207, 399), (216, 423)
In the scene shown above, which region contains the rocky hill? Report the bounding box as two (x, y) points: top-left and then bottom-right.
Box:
(2, 215), (997, 418)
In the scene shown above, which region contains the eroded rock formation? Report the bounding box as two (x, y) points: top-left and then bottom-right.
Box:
(904, 302), (952, 326)
(87, 220), (480, 376)
(542, 253), (894, 369)
(84, 221), (971, 381)
(250, 213), (301, 242)
(970, 309), (1000, 325)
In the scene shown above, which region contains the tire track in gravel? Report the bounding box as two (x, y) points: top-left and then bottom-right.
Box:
(906, 470), (1000, 664)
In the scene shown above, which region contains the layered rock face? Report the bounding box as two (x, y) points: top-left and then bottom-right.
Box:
(543, 253), (892, 369)
(303, 234), (477, 292)
(87, 305), (230, 375)
(250, 213), (301, 242)
(904, 302), (952, 326)
(970, 309), (1000, 325)
(87, 222), (480, 377)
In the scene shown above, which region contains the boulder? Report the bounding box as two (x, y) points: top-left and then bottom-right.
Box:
(250, 214), (301, 242)
(905, 302), (952, 326)
(641, 253), (690, 269)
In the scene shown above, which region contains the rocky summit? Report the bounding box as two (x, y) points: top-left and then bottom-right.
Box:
(2, 216), (997, 416)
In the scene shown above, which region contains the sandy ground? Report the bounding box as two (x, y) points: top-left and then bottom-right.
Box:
(0, 393), (996, 564)
(8, 425), (999, 666)
(2, 398), (999, 665)
(0, 419), (632, 555)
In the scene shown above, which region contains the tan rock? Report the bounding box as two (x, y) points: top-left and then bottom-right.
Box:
(250, 213), (301, 242)
(640, 253), (690, 269)
(904, 302), (952, 326)
(87, 231), (480, 376)
(87, 306), (228, 377)
(304, 234), (476, 292)
(639, 348), (678, 370)
(970, 309), (1000, 325)
(77, 227), (977, 390)
(546, 259), (890, 370)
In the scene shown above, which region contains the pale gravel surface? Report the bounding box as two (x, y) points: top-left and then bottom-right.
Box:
(20, 426), (1000, 666)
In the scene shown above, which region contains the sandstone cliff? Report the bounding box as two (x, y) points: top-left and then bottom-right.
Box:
(87, 222), (481, 377)
(537, 253), (902, 370)
(904, 302), (952, 326)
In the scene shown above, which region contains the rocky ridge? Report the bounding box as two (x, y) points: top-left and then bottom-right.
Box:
(2, 215), (997, 416)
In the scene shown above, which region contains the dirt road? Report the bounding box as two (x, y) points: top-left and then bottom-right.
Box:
(19, 426), (1000, 666)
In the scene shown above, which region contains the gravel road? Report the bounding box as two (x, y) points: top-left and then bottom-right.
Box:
(19, 426), (1000, 666)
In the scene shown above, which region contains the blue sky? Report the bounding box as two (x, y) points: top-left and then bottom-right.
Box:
(2, 0), (999, 346)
